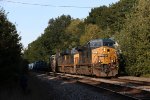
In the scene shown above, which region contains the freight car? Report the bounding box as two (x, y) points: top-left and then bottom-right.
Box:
(50, 38), (119, 77)
(29, 61), (49, 71)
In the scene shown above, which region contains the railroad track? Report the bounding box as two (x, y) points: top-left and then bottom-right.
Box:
(77, 81), (140, 100)
(48, 72), (150, 100)
(110, 78), (150, 91)
(77, 79), (150, 100)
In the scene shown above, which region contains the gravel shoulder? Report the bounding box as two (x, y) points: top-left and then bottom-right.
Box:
(1, 72), (141, 100)
(118, 76), (150, 82)
(0, 73), (49, 100)
(34, 73), (133, 100)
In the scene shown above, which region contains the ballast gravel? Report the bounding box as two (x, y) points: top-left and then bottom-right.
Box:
(34, 73), (127, 100)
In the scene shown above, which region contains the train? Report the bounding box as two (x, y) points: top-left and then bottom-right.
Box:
(50, 38), (119, 77)
(28, 60), (49, 71)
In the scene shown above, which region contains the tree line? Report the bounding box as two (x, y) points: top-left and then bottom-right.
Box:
(22, 0), (149, 77)
(0, 9), (28, 82)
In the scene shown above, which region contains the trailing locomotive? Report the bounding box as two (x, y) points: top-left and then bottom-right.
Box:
(50, 38), (119, 77)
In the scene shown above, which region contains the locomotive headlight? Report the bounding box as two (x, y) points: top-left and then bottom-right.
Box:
(103, 48), (106, 51)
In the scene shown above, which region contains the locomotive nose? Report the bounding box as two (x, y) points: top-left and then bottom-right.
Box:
(102, 65), (110, 75)
(100, 54), (108, 57)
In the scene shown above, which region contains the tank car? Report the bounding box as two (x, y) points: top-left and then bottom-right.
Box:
(32, 61), (48, 71)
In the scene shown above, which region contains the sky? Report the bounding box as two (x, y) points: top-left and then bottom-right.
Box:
(0, 0), (119, 48)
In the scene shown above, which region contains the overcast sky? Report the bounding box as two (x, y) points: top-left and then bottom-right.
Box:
(0, 0), (119, 48)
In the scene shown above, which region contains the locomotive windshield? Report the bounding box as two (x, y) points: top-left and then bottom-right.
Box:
(103, 42), (114, 47)
(88, 38), (115, 48)
(90, 41), (102, 47)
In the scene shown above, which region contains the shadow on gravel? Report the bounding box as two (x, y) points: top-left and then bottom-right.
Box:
(35, 72), (136, 100)
(0, 73), (50, 100)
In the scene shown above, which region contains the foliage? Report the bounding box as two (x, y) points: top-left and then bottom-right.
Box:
(85, 0), (137, 33)
(24, 15), (73, 62)
(0, 8), (23, 81)
(23, 37), (47, 63)
(43, 15), (72, 51)
(115, 0), (150, 76)
(23, 0), (149, 76)
(65, 19), (84, 48)
(80, 24), (101, 45)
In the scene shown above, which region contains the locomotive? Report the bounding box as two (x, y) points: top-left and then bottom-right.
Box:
(50, 38), (119, 77)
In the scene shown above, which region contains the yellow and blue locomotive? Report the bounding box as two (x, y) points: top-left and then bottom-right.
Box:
(50, 38), (119, 77)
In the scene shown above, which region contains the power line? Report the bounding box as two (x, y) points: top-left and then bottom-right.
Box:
(1, 0), (95, 8)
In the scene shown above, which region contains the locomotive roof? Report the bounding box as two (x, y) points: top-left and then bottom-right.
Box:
(89, 38), (115, 43)
(60, 38), (115, 55)
(60, 49), (70, 55)
(88, 38), (115, 48)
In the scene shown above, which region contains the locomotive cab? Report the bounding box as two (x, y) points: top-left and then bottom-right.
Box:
(89, 39), (119, 77)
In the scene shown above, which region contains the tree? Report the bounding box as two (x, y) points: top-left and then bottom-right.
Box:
(0, 9), (22, 80)
(80, 24), (102, 45)
(65, 19), (85, 48)
(24, 15), (72, 62)
(85, 0), (137, 34)
(115, 0), (150, 76)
